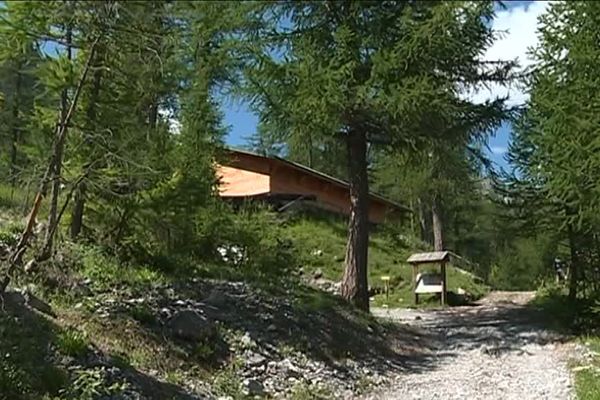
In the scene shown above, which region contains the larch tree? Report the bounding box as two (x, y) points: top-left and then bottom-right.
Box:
(241, 1), (513, 310)
(509, 1), (600, 300)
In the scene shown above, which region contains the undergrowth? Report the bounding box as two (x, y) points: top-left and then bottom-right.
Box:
(534, 284), (600, 399)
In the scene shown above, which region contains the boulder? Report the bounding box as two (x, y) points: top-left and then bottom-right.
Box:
(243, 379), (264, 396)
(168, 310), (215, 341)
(204, 289), (229, 308)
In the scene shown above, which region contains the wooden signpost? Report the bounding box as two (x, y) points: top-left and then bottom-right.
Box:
(407, 251), (450, 306)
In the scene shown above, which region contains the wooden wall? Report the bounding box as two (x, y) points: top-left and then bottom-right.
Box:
(269, 163), (390, 224)
(218, 151), (396, 224)
(217, 165), (270, 197)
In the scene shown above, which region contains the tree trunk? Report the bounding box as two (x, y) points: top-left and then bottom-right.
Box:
(432, 193), (444, 251)
(70, 56), (102, 239)
(567, 223), (578, 302)
(42, 25), (72, 258)
(70, 182), (85, 238)
(9, 64), (22, 188)
(0, 37), (100, 293)
(417, 197), (429, 244)
(341, 129), (370, 311)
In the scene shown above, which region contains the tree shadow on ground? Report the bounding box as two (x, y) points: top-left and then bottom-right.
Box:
(167, 280), (444, 379)
(385, 298), (571, 360)
(0, 290), (207, 400)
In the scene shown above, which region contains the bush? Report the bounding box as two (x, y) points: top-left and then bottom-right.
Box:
(194, 204), (299, 279)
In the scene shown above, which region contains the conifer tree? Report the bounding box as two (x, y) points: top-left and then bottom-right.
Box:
(241, 1), (513, 310)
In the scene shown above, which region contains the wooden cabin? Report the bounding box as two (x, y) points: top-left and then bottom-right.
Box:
(216, 149), (409, 224)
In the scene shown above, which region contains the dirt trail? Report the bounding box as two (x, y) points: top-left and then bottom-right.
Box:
(365, 291), (576, 400)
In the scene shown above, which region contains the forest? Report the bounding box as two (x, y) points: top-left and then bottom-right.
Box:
(0, 1), (599, 399)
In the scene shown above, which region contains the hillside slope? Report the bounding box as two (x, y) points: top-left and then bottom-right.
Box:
(285, 211), (488, 307)
(0, 206), (487, 399)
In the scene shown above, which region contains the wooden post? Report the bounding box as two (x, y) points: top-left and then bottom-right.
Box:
(412, 263), (419, 304)
(440, 260), (447, 306)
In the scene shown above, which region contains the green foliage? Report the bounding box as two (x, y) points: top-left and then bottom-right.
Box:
(128, 304), (157, 325)
(61, 367), (129, 400)
(574, 337), (600, 400)
(290, 382), (333, 400)
(0, 309), (68, 399)
(0, 362), (31, 400)
(76, 243), (166, 291)
(284, 211), (487, 307)
(211, 365), (244, 399)
(507, 1), (600, 301)
(489, 236), (556, 290)
(194, 204), (299, 280)
(56, 328), (89, 358)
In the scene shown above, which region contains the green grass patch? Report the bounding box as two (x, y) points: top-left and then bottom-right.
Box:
(284, 211), (488, 307)
(574, 337), (600, 400)
(0, 301), (68, 400)
(56, 327), (89, 358)
(533, 286), (600, 399)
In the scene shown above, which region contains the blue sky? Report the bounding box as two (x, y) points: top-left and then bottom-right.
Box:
(222, 1), (548, 172)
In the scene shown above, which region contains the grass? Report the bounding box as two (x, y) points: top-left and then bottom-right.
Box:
(574, 337), (600, 400)
(533, 286), (600, 399)
(284, 211), (488, 307)
(56, 327), (90, 358)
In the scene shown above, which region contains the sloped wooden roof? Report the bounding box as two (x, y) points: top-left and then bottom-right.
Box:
(407, 251), (450, 264)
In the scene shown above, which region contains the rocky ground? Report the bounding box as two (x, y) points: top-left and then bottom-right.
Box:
(3, 269), (582, 400)
(364, 292), (578, 400)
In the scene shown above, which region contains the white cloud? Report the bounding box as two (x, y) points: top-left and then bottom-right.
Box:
(469, 1), (550, 106)
(490, 145), (507, 155)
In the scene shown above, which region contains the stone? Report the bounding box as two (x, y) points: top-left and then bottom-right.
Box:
(243, 379), (264, 396)
(246, 352), (267, 367)
(313, 268), (323, 279)
(168, 310), (215, 341)
(240, 332), (257, 349)
(204, 289), (229, 308)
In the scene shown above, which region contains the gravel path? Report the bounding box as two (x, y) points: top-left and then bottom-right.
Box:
(364, 292), (576, 400)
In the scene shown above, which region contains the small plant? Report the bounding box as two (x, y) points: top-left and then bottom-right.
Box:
(290, 381), (333, 400)
(164, 370), (185, 385)
(56, 328), (89, 358)
(129, 304), (156, 325)
(193, 339), (216, 361)
(0, 362), (31, 400)
(212, 366), (244, 399)
(61, 367), (128, 400)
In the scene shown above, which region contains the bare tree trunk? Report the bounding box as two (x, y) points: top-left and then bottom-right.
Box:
(341, 129), (370, 311)
(71, 55), (103, 239)
(9, 64), (22, 189)
(432, 193), (444, 251)
(417, 197), (429, 244)
(41, 25), (72, 259)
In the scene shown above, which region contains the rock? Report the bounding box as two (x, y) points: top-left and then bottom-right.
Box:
(168, 310), (215, 341)
(313, 268), (323, 279)
(245, 352), (267, 367)
(24, 291), (56, 317)
(204, 289), (229, 308)
(240, 332), (257, 349)
(243, 379), (264, 396)
(278, 359), (302, 377)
